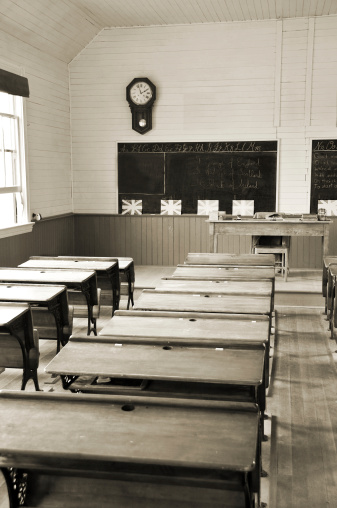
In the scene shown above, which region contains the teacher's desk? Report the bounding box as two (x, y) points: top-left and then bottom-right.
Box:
(207, 218), (331, 255)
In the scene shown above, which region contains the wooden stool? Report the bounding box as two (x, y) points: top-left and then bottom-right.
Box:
(254, 245), (289, 281)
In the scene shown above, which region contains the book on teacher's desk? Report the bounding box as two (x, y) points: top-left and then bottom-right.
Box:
(301, 214), (318, 221)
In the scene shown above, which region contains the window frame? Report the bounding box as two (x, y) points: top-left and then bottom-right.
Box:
(0, 63), (32, 238)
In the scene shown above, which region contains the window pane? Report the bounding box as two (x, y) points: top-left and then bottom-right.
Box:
(0, 92), (14, 115)
(3, 117), (16, 150)
(0, 193), (16, 227)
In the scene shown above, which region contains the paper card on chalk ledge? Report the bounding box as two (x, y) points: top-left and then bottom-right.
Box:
(197, 200), (219, 216)
(160, 200), (182, 215)
(232, 200), (254, 216)
(318, 200), (337, 216)
(121, 199), (142, 215)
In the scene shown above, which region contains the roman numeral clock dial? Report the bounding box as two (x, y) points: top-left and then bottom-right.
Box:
(126, 78), (156, 134)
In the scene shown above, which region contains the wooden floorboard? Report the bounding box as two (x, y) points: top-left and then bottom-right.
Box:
(0, 268), (336, 508)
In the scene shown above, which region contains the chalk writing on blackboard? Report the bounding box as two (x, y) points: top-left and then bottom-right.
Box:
(118, 141), (277, 214)
(119, 141), (275, 154)
(311, 140), (337, 212)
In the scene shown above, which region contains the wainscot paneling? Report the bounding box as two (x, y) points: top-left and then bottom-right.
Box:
(74, 214), (335, 269)
(0, 215), (75, 268)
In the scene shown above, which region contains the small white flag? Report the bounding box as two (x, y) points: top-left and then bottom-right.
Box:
(232, 200), (254, 216)
(197, 200), (219, 215)
(318, 200), (337, 216)
(121, 199), (142, 215)
(161, 200), (182, 215)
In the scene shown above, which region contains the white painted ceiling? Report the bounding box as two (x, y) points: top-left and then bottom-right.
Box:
(1, 0), (337, 63)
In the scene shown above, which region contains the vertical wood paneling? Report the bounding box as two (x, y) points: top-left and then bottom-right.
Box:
(0, 215), (74, 267)
(73, 214), (331, 268)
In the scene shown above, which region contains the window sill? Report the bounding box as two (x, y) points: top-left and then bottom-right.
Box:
(0, 222), (34, 239)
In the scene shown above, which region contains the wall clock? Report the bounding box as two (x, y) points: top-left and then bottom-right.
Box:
(126, 78), (156, 134)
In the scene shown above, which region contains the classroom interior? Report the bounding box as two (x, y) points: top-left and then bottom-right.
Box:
(1, 1), (337, 507)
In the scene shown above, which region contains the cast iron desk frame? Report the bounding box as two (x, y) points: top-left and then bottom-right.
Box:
(0, 303), (37, 390)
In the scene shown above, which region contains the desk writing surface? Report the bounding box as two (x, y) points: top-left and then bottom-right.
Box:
(0, 391), (258, 472)
(20, 258), (117, 272)
(134, 289), (272, 315)
(58, 256), (133, 271)
(99, 310), (269, 345)
(0, 267), (95, 285)
(46, 341), (264, 385)
(0, 267), (97, 306)
(0, 302), (30, 326)
(171, 265), (275, 280)
(156, 278), (273, 296)
(184, 252), (275, 266)
(0, 283), (66, 302)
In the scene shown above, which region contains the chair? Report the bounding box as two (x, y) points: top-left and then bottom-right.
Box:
(252, 212), (290, 281)
(254, 238), (290, 281)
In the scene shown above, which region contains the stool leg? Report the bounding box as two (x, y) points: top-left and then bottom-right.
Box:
(284, 249), (289, 282)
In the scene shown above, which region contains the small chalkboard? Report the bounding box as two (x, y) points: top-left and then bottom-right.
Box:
(311, 140), (337, 213)
(118, 141), (277, 214)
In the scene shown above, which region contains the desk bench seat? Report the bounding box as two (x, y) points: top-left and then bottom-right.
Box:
(20, 473), (249, 508)
(31, 305), (74, 345)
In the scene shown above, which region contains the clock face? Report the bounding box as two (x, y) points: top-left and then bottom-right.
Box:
(130, 81), (153, 105)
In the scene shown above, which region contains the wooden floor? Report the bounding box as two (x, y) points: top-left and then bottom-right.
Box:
(0, 267), (336, 508)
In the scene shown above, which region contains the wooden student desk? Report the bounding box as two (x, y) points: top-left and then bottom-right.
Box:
(171, 264), (275, 281)
(0, 391), (260, 508)
(184, 252), (276, 266)
(0, 267), (98, 336)
(0, 303), (38, 390)
(0, 283), (69, 352)
(45, 337), (266, 413)
(99, 309), (272, 386)
(45, 338), (266, 435)
(207, 218), (331, 254)
(134, 289), (272, 317)
(58, 256), (135, 309)
(20, 257), (120, 314)
(156, 278), (273, 298)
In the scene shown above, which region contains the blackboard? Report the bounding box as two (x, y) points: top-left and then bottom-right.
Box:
(118, 141), (278, 214)
(311, 140), (337, 213)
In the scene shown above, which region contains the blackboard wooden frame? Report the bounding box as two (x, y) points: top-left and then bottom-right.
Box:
(118, 141), (278, 214)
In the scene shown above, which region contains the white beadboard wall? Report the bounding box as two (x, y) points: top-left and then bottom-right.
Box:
(69, 17), (337, 215)
(0, 29), (72, 219)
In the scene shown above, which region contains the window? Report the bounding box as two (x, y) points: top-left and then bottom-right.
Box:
(0, 91), (27, 228)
